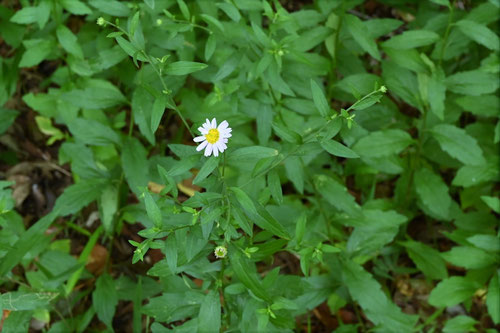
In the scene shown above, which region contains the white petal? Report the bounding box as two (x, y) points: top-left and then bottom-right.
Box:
(193, 136), (205, 142)
(211, 118), (217, 128)
(198, 127), (208, 134)
(222, 138), (228, 143)
(216, 141), (225, 153)
(223, 133), (232, 138)
(204, 144), (213, 156)
(219, 142), (227, 151)
(218, 120), (229, 131)
(205, 118), (211, 126)
(213, 144), (219, 157)
(196, 140), (208, 151)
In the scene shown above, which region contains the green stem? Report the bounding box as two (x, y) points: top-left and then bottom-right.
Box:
(438, 1), (455, 66)
(142, 52), (194, 138)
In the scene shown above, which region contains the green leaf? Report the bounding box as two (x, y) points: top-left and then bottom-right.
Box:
(481, 195), (500, 213)
(176, 0), (190, 20)
(68, 118), (121, 146)
(62, 84), (127, 109)
(445, 70), (499, 96)
(229, 146), (278, 161)
(230, 187), (257, 215)
(382, 30), (440, 49)
(487, 270), (500, 324)
(121, 137), (149, 197)
(467, 235), (500, 253)
(150, 95), (166, 134)
(344, 14), (380, 60)
(98, 185), (118, 235)
(314, 175), (361, 217)
(92, 273), (118, 328)
(229, 248), (272, 302)
(455, 95), (500, 117)
(198, 290), (221, 333)
(1, 291), (57, 310)
(452, 160), (499, 187)
(217, 2), (241, 22)
(341, 259), (418, 333)
(267, 170), (283, 205)
(56, 25), (84, 59)
(0, 108), (19, 135)
(200, 14), (225, 32)
(430, 124), (485, 165)
(310, 79), (330, 117)
(61, 0), (93, 15)
(144, 191), (162, 227)
(428, 276), (479, 308)
(54, 179), (107, 216)
(284, 156), (304, 194)
(272, 122), (301, 143)
(89, 0), (130, 16)
(193, 157), (219, 185)
(10, 1), (50, 28)
(352, 129), (413, 157)
(165, 61), (208, 75)
(401, 240), (448, 280)
(321, 140), (359, 158)
(414, 168), (452, 220)
(455, 20), (500, 51)
(19, 39), (54, 67)
(205, 34), (216, 61)
(443, 316), (478, 333)
(0, 211), (58, 277)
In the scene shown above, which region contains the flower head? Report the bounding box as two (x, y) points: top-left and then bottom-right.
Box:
(96, 17), (106, 26)
(194, 118), (231, 157)
(214, 245), (227, 259)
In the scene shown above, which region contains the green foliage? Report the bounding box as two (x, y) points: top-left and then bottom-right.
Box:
(0, 0), (498, 332)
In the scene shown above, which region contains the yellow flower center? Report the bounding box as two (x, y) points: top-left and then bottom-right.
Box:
(205, 128), (220, 144)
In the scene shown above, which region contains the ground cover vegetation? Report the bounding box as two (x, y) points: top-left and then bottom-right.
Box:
(0, 0), (499, 332)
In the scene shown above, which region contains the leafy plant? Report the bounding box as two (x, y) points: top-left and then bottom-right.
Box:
(0, 0), (498, 332)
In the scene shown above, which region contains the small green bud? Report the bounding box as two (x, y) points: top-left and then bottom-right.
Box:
(97, 17), (106, 26)
(380, 85), (387, 93)
(214, 246), (227, 259)
(156, 19), (163, 26)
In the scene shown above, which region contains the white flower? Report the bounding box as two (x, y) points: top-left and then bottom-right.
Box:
(214, 245), (227, 259)
(193, 118), (232, 157)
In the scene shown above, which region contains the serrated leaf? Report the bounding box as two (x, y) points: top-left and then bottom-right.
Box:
(401, 240), (448, 280)
(230, 187), (257, 215)
(414, 168), (451, 220)
(165, 61), (208, 75)
(321, 140), (359, 158)
(92, 273), (117, 328)
(341, 260), (418, 333)
(61, 0), (92, 15)
(353, 129), (413, 157)
(431, 124), (485, 165)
